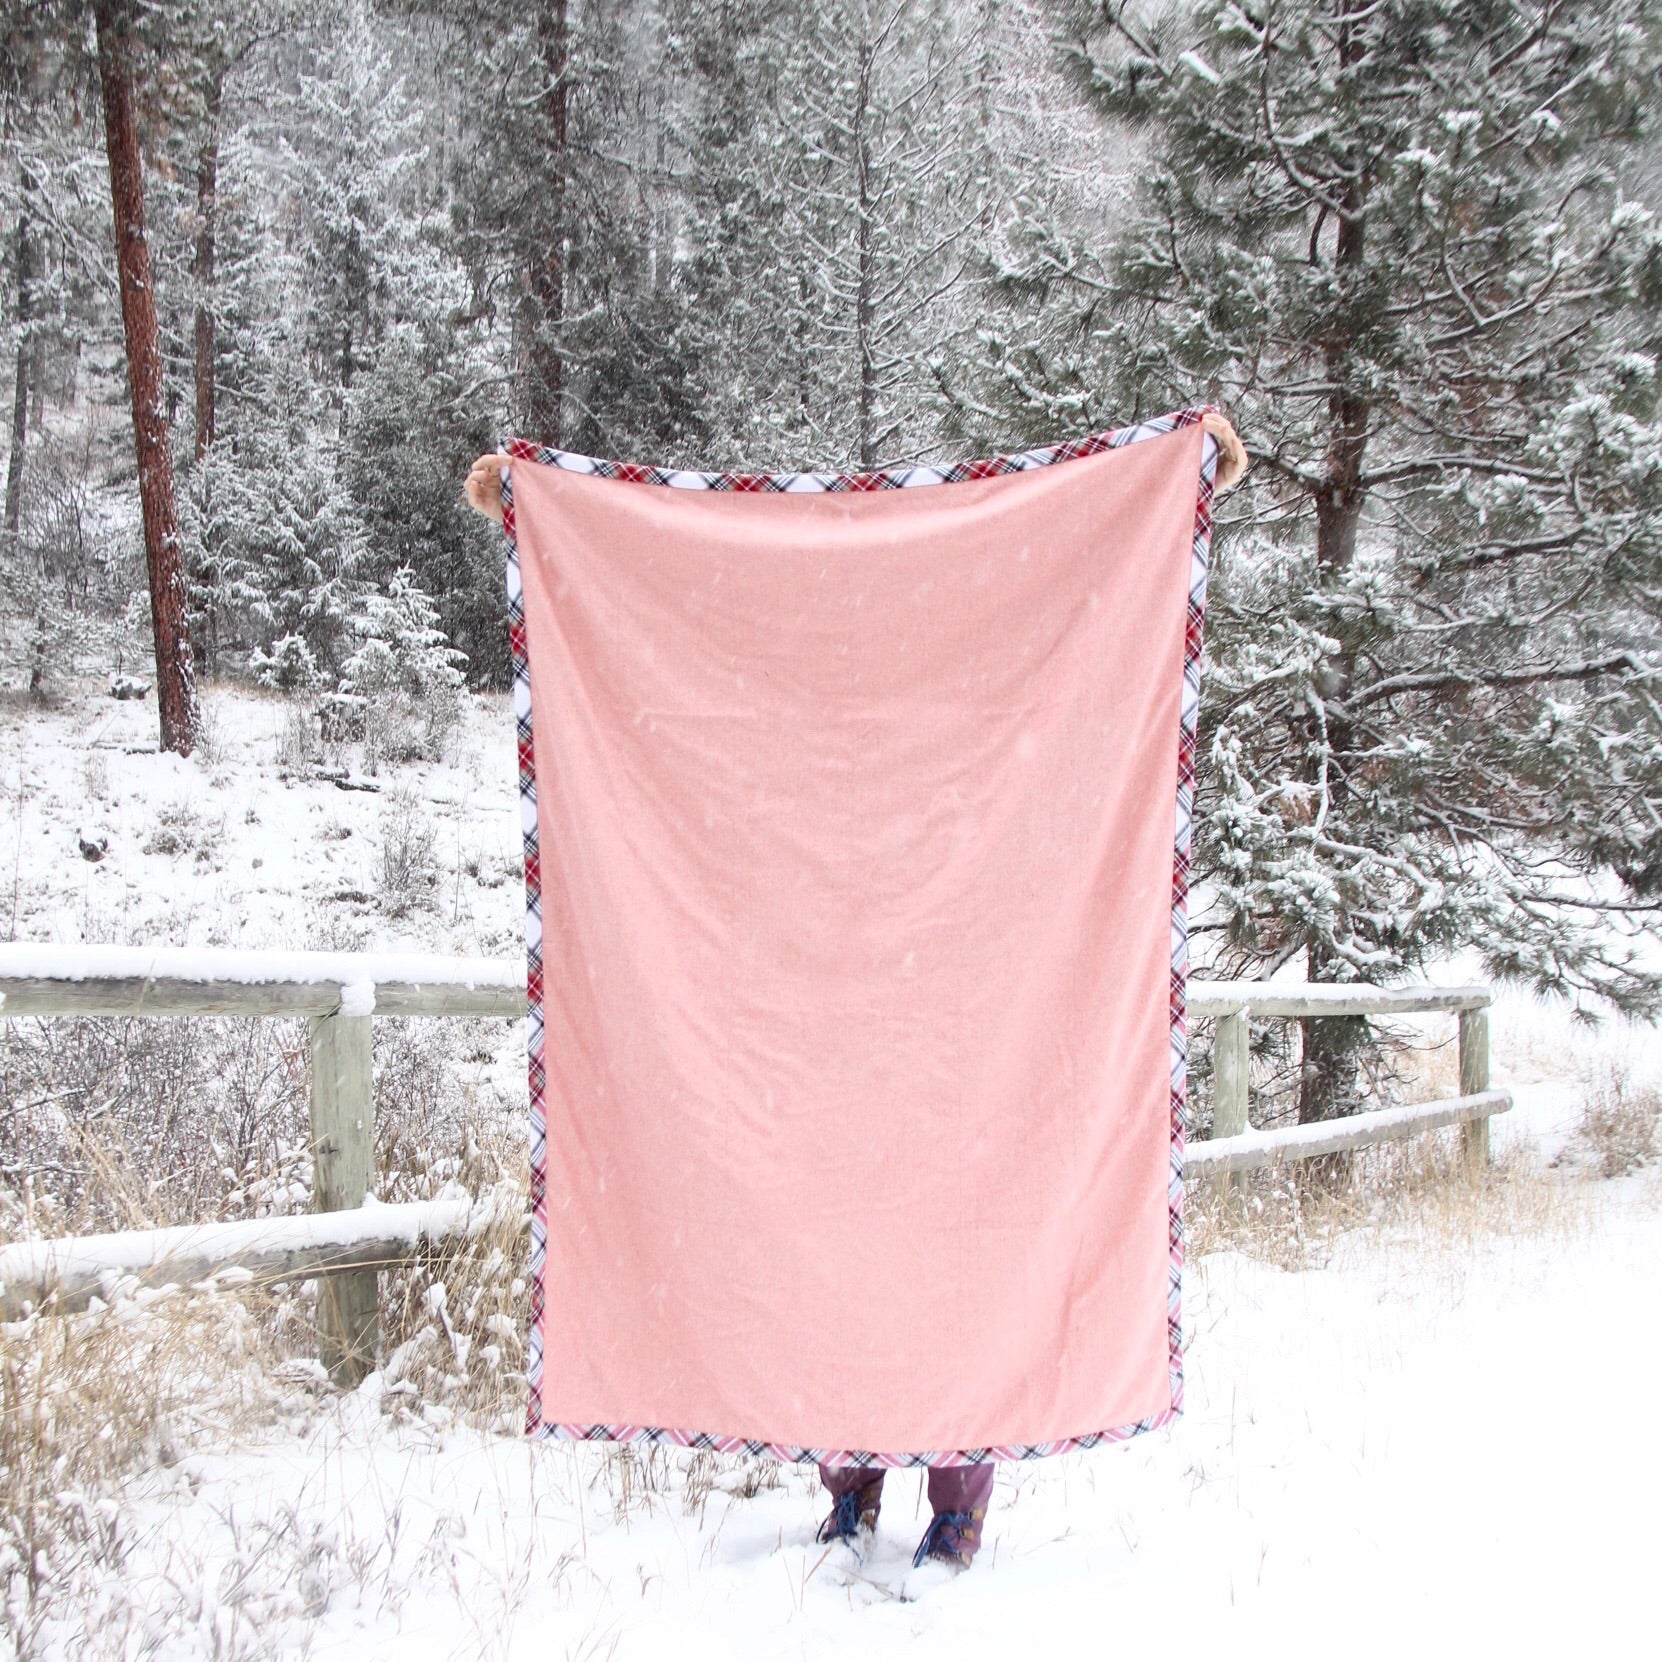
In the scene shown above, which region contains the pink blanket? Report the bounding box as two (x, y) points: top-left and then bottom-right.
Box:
(504, 411), (1217, 1465)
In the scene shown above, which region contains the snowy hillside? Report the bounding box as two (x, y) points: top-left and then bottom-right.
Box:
(2, 679), (524, 963)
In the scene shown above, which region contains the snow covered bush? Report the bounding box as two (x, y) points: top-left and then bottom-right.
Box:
(250, 634), (323, 695)
(0, 564), (76, 705)
(334, 569), (466, 772)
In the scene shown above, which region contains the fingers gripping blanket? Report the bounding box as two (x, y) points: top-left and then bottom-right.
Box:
(503, 410), (1218, 1467)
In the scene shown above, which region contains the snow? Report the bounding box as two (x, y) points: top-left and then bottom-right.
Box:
(90, 1160), (1661, 1658)
(1187, 1088), (1509, 1174)
(0, 681), (525, 966)
(5, 679), (1660, 1656)
(337, 974), (377, 1016)
(1189, 977), (1489, 1014)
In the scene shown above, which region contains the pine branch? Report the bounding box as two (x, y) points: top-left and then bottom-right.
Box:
(1338, 653), (1650, 713)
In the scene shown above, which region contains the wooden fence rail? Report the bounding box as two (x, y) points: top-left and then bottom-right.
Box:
(0, 945), (1511, 1378)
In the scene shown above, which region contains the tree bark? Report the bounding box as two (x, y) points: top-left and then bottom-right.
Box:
(193, 69), (221, 462)
(3, 211), (32, 539)
(95, 0), (198, 755)
(526, 0), (568, 445)
(1297, 4), (1369, 1127)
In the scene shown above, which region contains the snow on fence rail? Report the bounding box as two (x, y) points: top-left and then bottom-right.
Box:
(0, 945), (1510, 1378)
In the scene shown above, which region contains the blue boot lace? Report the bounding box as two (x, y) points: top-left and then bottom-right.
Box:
(817, 1488), (866, 1545)
(912, 1509), (976, 1569)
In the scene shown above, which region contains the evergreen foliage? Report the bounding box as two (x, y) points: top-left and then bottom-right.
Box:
(990, 0), (1662, 1112)
(1, 0), (1660, 1037)
(332, 565), (465, 769)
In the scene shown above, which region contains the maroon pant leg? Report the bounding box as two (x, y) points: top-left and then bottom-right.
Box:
(818, 1461), (885, 1502)
(927, 1462), (994, 1515)
(818, 1461), (995, 1515)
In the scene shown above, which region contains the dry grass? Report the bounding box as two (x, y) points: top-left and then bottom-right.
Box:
(1553, 1055), (1661, 1179)
(0, 1278), (320, 1658)
(377, 1173), (531, 1432)
(1185, 1129), (1580, 1272)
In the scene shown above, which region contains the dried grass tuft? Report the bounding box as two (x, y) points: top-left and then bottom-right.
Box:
(1186, 1128), (1578, 1272)
(0, 1280), (312, 1658)
(1553, 1055), (1661, 1179)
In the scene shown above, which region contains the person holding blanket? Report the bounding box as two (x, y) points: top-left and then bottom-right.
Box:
(463, 410), (1250, 1587)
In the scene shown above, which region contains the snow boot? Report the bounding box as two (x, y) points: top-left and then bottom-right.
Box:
(816, 1473), (883, 1553)
(901, 1506), (985, 1595)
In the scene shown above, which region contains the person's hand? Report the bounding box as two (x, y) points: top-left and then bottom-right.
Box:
(1199, 411), (1249, 495)
(463, 452), (515, 523)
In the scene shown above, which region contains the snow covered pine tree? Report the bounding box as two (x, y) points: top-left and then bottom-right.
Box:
(1030, 0), (1662, 1123)
(665, 0), (995, 470)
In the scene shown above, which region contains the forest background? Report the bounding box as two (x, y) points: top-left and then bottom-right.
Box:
(4, 0), (1662, 1123)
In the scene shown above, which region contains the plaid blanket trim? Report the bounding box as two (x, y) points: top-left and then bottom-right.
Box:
(502, 409), (1218, 1465)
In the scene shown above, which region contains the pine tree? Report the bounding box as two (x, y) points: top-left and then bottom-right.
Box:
(333, 565), (466, 770)
(174, 3), (503, 682)
(669, 0), (996, 470)
(1043, 0), (1662, 1119)
(2, 6), (105, 547)
(436, 0), (693, 457)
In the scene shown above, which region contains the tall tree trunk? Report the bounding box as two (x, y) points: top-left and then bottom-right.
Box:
(3, 212), (32, 539)
(28, 331), (45, 430)
(526, 0), (568, 444)
(854, 39), (876, 469)
(652, 108), (669, 293)
(95, 0), (198, 755)
(193, 69), (220, 462)
(190, 69), (222, 675)
(339, 324), (353, 441)
(1297, 11), (1369, 1127)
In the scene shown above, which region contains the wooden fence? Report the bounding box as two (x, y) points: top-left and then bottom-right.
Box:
(0, 945), (1511, 1380)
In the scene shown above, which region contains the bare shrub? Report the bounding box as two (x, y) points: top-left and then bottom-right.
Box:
(1556, 1058), (1661, 1179)
(0, 1014), (309, 1235)
(375, 785), (440, 916)
(275, 699), (321, 776)
(191, 699), (227, 770)
(142, 799), (226, 866)
(78, 752), (109, 802)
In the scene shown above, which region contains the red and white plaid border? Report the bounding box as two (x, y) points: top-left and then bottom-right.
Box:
(501, 410), (1219, 1465)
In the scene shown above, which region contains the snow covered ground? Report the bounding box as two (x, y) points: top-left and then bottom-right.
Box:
(5, 678), (1660, 1657)
(75, 1146), (1657, 1660)
(0, 678), (525, 962)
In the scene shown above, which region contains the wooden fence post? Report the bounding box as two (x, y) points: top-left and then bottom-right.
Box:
(1459, 1007), (1490, 1173)
(1211, 1010), (1250, 1194)
(308, 1012), (377, 1383)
